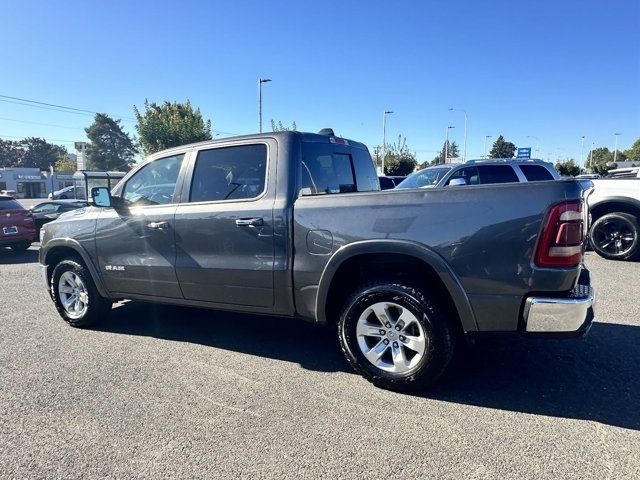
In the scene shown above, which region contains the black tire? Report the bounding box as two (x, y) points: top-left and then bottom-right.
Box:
(338, 280), (456, 392)
(589, 212), (640, 261)
(10, 241), (31, 251)
(50, 259), (112, 327)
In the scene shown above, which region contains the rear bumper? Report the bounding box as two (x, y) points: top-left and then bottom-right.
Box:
(523, 269), (595, 337)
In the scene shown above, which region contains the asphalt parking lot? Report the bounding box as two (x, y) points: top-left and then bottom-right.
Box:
(0, 248), (638, 479)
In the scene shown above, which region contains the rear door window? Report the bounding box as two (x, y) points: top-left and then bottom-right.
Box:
(477, 165), (519, 184)
(189, 144), (267, 202)
(520, 165), (554, 181)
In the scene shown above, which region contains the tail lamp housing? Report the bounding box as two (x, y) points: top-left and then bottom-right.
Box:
(535, 200), (585, 267)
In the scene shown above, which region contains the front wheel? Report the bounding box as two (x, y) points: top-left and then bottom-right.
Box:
(589, 212), (639, 261)
(51, 259), (112, 327)
(338, 280), (456, 392)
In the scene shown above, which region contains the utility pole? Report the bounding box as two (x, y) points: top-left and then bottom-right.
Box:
(613, 133), (622, 165)
(381, 110), (393, 174)
(589, 142), (594, 172)
(258, 78), (271, 133)
(448, 108), (468, 161)
(445, 126), (455, 164)
(484, 135), (492, 159)
(580, 136), (585, 170)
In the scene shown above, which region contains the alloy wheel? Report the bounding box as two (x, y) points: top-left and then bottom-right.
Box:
(356, 301), (427, 374)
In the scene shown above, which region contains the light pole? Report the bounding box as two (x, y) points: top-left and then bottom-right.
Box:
(258, 78), (272, 133)
(483, 135), (492, 159)
(580, 136), (585, 170)
(588, 142), (594, 172)
(381, 110), (394, 174)
(444, 126), (455, 164)
(613, 133), (622, 165)
(449, 108), (467, 161)
(527, 135), (541, 158)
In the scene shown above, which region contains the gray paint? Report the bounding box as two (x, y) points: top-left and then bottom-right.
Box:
(40, 131), (590, 333)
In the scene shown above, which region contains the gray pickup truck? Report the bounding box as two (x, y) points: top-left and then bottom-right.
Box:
(39, 130), (595, 391)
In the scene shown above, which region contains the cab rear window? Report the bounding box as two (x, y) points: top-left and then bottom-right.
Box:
(301, 143), (378, 195)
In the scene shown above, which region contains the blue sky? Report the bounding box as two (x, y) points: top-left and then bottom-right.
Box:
(1, 0), (638, 165)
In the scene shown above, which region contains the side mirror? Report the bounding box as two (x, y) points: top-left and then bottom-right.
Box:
(91, 187), (112, 207)
(448, 178), (467, 187)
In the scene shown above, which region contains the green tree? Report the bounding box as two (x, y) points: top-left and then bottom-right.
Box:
(489, 135), (516, 158)
(55, 157), (77, 173)
(623, 138), (640, 163)
(270, 119), (297, 131)
(430, 140), (460, 165)
(85, 113), (137, 171)
(587, 147), (615, 175)
(383, 135), (418, 175)
(134, 99), (212, 155)
(0, 139), (21, 167)
(554, 159), (581, 177)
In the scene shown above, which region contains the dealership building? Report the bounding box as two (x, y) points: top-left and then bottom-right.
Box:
(0, 168), (75, 198)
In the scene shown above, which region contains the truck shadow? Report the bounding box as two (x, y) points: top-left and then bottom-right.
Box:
(99, 302), (640, 431)
(426, 321), (640, 431)
(0, 247), (39, 264)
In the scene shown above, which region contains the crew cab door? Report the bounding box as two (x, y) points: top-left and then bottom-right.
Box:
(95, 153), (186, 298)
(174, 141), (276, 308)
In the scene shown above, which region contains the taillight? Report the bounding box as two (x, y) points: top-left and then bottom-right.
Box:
(535, 200), (585, 267)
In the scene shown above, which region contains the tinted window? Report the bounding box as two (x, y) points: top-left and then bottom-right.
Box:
(477, 165), (519, 184)
(0, 199), (23, 210)
(446, 167), (480, 185)
(351, 149), (379, 191)
(122, 154), (184, 206)
(301, 145), (356, 195)
(520, 165), (554, 181)
(190, 144), (267, 202)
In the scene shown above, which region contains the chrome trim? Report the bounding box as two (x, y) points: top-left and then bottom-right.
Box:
(524, 280), (596, 333)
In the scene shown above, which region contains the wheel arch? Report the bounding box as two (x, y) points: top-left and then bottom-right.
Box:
(315, 240), (478, 332)
(590, 197), (640, 222)
(41, 239), (109, 298)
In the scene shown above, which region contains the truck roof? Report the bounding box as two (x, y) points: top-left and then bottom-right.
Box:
(145, 130), (370, 161)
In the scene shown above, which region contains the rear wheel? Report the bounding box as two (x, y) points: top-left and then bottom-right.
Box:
(51, 259), (112, 327)
(589, 212), (639, 261)
(10, 241), (31, 251)
(338, 280), (456, 392)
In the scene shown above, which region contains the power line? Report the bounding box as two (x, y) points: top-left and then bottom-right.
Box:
(0, 94), (137, 122)
(0, 134), (76, 145)
(0, 116), (87, 131)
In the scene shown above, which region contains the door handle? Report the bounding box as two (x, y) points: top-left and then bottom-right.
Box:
(147, 221), (169, 230)
(235, 217), (263, 227)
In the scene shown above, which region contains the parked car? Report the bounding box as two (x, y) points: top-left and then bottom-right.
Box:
(588, 177), (640, 261)
(30, 200), (89, 236)
(378, 176), (406, 190)
(40, 130), (594, 391)
(395, 159), (559, 189)
(0, 195), (36, 251)
(576, 174), (602, 180)
(48, 185), (76, 200)
(0, 189), (18, 199)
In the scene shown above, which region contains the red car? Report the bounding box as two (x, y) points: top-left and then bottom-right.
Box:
(0, 196), (36, 251)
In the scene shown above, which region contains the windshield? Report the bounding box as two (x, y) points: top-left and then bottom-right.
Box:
(395, 167), (452, 189)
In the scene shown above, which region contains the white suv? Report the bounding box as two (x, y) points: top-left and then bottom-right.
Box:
(395, 159), (559, 189)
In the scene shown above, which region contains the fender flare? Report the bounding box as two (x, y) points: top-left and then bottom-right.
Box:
(41, 238), (110, 298)
(589, 196), (640, 219)
(315, 239), (478, 332)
